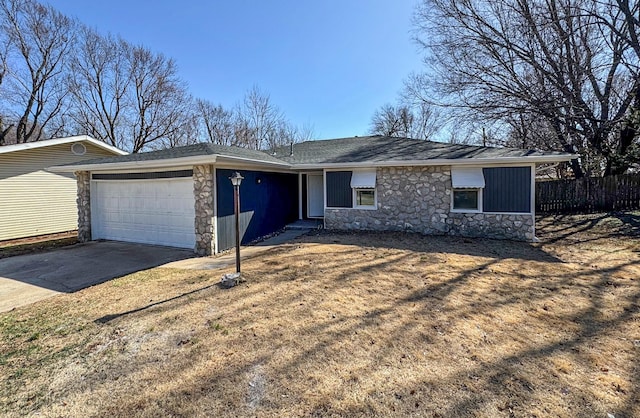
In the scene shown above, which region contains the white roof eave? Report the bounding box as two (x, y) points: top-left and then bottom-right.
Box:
(47, 152), (577, 173)
(48, 154), (294, 173)
(290, 154), (577, 170)
(48, 155), (218, 172)
(0, 135), (127, 156)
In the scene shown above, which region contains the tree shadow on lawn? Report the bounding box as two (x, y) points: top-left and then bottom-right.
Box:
(81, 240), (639, 417)
(14, 224), (632, 417)
(65, 229), (637, 416)
(536, 211), (640, 244)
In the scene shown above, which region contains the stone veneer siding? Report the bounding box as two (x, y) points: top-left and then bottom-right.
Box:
(324, 166), (534, 241)
(193, 165), (215, 255)
(76, 171), (92, 242)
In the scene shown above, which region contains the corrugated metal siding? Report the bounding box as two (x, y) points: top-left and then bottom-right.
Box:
(482, 167), (531, 213)
(326, 171), (352, 208)
(0, 142), (118, 240)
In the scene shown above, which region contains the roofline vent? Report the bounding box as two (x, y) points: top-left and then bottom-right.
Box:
(290, 142), (294, 156)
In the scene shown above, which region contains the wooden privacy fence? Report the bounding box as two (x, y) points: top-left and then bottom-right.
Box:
(536, 174), (640, 213)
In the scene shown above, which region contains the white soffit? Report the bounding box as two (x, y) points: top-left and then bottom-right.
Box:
(451, 167), (485, 188)
(350, 170), (377, 188)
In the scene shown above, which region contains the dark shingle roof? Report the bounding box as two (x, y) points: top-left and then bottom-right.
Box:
(57, 136), (573, 169)
(272, 136), (570, 165)
(61, 142), (287, 166)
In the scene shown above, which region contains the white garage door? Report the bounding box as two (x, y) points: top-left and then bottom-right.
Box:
(91, 178), (195, 249)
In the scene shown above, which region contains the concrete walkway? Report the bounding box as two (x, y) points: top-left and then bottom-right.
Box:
(162, 229), (310, 270)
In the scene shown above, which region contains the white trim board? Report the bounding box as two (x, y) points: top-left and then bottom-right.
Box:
(291, 155), (576, 170)
(0, 135), (127, 156)
(49, 154), (293, 173)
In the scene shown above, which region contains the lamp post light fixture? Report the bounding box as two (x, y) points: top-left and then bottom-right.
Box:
(229, 172), (244, 273)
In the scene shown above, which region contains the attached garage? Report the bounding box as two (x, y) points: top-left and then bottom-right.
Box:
(51, 143), (298, 255)
(90, 171), (195, 249)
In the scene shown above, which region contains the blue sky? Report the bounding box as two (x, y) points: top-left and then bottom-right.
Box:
(51, 1), (424, 139)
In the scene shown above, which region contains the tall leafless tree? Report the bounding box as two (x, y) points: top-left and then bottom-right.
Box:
(235, 85), (287, 150)
(0, 1), (312, 153)
(0, 35), (11, 144)
(195, 98), (236, 145)
(68, 30), (192, 153)
(369, 102), (440, 139)
(68, 27), (130, 149)
(127, 45), (191, 152)
(294, 122), (316, 143)
(411, 0), (640, 177)
(161, 104), (200, 149)
(596, 0), (640, 174)
(0, 0), (75, 143)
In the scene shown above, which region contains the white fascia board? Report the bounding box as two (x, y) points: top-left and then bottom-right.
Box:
(48, 151), (576, 173)
(48, 155), (218, 172)
(214, 155), (293, 170)
(49, 154), (293, 173)
(213, 162), (298, 174)
(0, 135), (127, 155)
(81, 136), (128, 155)
(290, 154), (577, 170)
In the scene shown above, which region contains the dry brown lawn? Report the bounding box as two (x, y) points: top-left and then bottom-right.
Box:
(1, 213), (639, 417)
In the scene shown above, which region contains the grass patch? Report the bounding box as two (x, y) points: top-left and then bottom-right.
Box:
(0, 213), (639, 417)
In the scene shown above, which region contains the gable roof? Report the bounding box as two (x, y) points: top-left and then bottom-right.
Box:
(48, 136), (575, 172)
(0, 135), (127, 156)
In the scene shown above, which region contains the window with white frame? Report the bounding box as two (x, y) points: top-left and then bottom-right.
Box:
(452, 189), (480, 210)
(350, 170), (377, 208)
(355, 189), (375, 206)
(451, 167), (485, 212)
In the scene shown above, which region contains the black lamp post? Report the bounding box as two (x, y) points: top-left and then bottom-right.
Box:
(229, 172), (244, 273)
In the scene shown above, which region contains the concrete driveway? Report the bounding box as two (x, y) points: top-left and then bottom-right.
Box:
(0, 241), (194, 313)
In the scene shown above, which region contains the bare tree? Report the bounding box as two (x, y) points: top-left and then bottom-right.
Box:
(0, 2), (314, 152)
(295, 122), (316, 142)
(369, 102), (440, 139)
(411, 0), (640, 177)
(68, 30), (192, 153)
(68, 27), (130, 149)
(236, 85), (288, 150)
(0, 0), (75, 143)
(195, 98), (236, 145)
(599, 0), (640, 59)
(195, 90), (311, 149)
(603, 1), (640, 174)
(127, 45), (190, 152)
(0, 37), (11, 145)
(161, 104), (200, 149)
(369, 104), (413, 137)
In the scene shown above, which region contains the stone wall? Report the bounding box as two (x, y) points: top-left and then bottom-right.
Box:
(324, 166), (534, 241)
(193, 165), (215, 255)
(76, 171), (91, 242)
